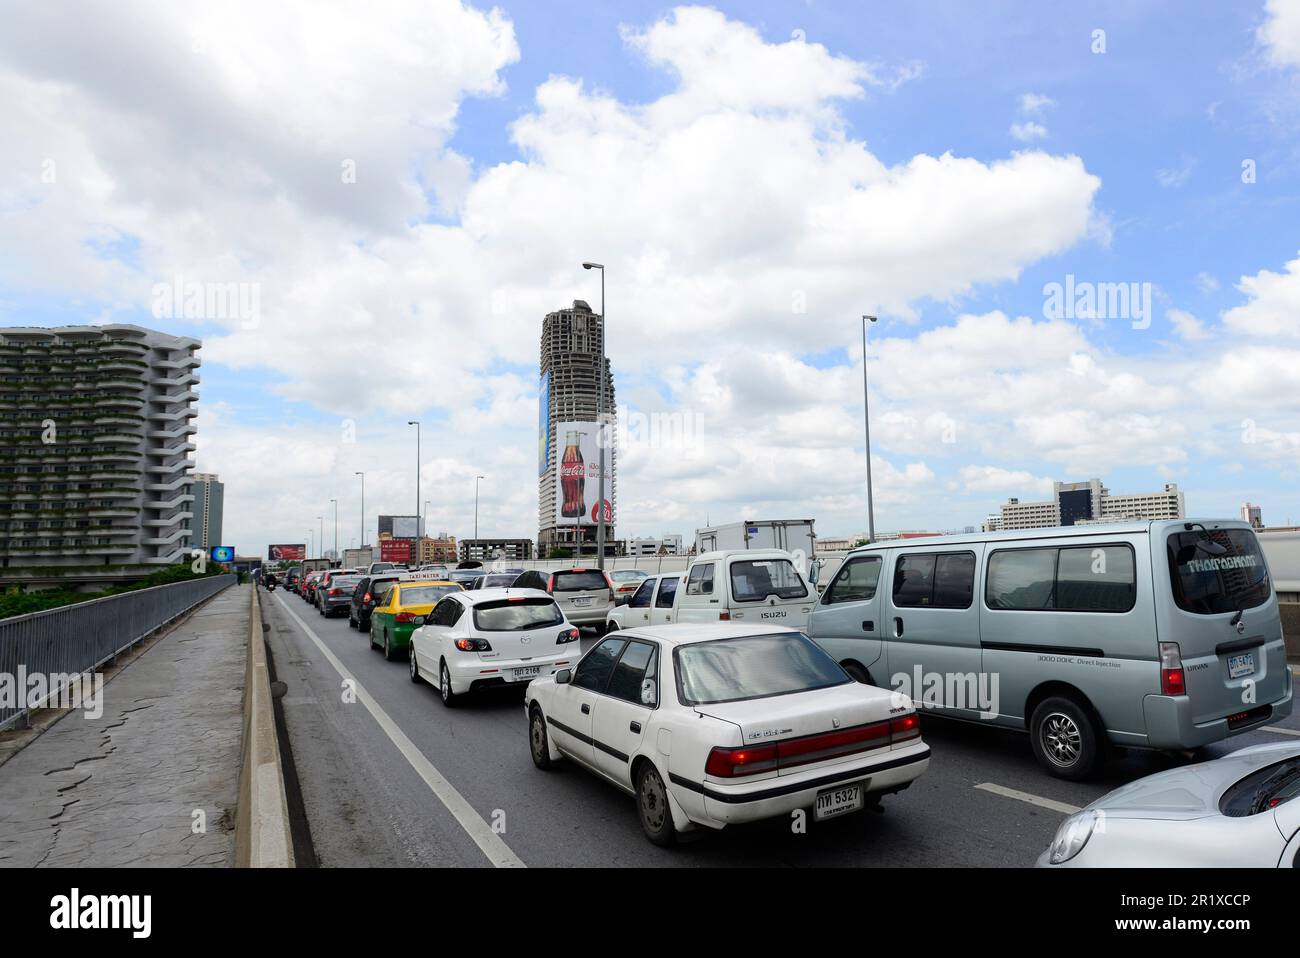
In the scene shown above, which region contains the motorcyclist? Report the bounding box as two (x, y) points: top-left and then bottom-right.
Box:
(263, 570), (279, 591)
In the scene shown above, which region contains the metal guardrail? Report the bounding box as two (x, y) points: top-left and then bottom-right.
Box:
(0, 573), (236, 731)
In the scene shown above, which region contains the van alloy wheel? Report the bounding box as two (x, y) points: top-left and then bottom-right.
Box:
(1041, 712), (1082, 767)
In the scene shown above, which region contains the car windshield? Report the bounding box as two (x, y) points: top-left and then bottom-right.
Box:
(1220, 756), (1300, 816)
(553, 571), (608, 592)
(330, 576), (362, 590)
(675, 632), (849, 705)
(483, 574), (517, 587)
(473, 598), (564, 631)
(1167, 529), (1271, 615)
(399, 585), (459, 605)
(729, 559), (808, 601)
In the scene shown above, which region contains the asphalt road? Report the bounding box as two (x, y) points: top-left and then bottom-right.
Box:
(264, 589), (1300, 868)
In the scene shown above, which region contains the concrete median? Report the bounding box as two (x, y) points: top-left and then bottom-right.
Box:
(235, 587), (294, 868)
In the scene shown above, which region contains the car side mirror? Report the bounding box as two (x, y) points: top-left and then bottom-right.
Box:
(555, 669), (572, 685)
(640, 679), (657, 707)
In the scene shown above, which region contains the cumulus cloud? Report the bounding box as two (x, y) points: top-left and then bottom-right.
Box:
(1167, 308), (1211, 341)
(1223, 253), (1300, 340)
(1258, 0), (1300, 69)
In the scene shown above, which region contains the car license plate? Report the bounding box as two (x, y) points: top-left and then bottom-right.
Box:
(814, 782), (865, 821)
(1228, 652), (1256, 679)
(573, 596), (592, 607)
(512, 666), (541, 682)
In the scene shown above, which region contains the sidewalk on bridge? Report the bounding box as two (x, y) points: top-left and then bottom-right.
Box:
(0, 583), (250, 867)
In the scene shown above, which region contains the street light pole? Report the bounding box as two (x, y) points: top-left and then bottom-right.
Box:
(316, 515), (323, 561)
(330, 498), (338, 561)
(407, 420), (421, 541)
(861, 315), (878, 543)
(474, 475), (485, 542)
(582, 261), (607, 570)
(355, 472), (365, 547)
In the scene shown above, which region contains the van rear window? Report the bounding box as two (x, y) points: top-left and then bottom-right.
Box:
(552, 571), (608, 592)
(1168, 529), (1270, 615)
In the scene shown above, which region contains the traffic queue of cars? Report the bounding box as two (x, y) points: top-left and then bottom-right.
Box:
(271, 516), (1298, 861)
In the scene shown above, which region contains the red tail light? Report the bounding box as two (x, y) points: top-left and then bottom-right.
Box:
(705, 715), (920, 778)
(604, 573), (615, 591)
(363, 592), (372, 603)
(718, 611), (731, 621)
(546, 574), (555, 593)
(329, 588), (342, 596)
(556, 628), (580, 645)
(394, 611), (416, 623)
(705, 744), (778, 778)
(1159, 641), (1185, 695)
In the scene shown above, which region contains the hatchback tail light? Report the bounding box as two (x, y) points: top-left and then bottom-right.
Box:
(454, 638), (492, 652)
(1159, 642), (1185, 695)
(556, 627), (580, 645)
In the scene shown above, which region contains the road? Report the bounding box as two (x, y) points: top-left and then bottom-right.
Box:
(264, 589), (1300, 867)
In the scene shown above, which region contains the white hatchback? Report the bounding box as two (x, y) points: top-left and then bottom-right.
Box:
(410, 588), (582, 707)
(524, 623), (930, 846)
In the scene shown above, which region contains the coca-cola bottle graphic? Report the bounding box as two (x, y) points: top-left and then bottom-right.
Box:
(560, 431), (586, 520)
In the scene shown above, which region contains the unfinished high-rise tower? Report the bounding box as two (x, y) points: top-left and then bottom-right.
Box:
(537, 300), (617, 557)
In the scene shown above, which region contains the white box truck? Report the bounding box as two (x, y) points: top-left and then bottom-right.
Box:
(343, 547), (374, 571)
(694, 520), (816, 562)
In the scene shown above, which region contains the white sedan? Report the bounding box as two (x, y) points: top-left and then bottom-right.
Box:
(524, 623), (930, 846)
(410, 588), (582, 707)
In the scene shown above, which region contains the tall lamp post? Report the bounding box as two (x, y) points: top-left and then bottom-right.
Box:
(407, 420), (421, 541)
(582, 261), (607, 569)
(316, 515), (323, 561)
(307, 529), (313, 560)
(330, 498), (338, 561)
(474, 475), (485, 542)
(355, 472), (365, 547)
(861, 315), (878, 543)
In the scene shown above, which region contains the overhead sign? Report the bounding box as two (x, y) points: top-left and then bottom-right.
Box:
(268, 543), (306, 561)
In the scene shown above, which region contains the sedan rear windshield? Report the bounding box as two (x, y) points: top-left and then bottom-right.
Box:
(729, 559), (808, 601)
(553, 571), (608, 592)
(482, 574), (517, 588)
(473, 598), (564, 631)
(1168, 529), (1271, 615)
(675, 633), (848, 705)
(329, 577), (362, 590)
(399, 585), (459, 606)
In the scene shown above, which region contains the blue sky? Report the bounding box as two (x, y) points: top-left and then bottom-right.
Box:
(2, 0), (1300, 551)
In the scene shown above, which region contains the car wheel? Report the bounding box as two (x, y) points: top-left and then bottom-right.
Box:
(528, 706), (552, 770)
(409, 646), (421, 684)
(347, 612), (356, 629)
(439, 660), (458, 708)
(843, 663), (870, 684)
(1030, 695), (1102, 781)
(383, 631), (395, 662)
(635, 762), (676, 847)
(606, 622), (620, 632)
(369, 626), (379, 651)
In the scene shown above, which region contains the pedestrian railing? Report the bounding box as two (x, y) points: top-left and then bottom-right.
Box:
(0, 573), (236, 731)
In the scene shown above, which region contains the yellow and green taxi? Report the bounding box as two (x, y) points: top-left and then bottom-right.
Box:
(369, 579), (463, 661)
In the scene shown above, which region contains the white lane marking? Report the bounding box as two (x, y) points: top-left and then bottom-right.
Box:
(274, 593), (526, 868)
(1261, 726), (1300, 737)
(975, 782), (1081, 816)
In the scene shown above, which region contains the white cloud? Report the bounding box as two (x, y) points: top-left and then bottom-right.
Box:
(1223, 253), (1300, 339)
(1009, 121), (1048, 142)
(1156, 158), (1196, 188)
(1258, 0), (1300, 69)
(1167, 307), (1211, 340)
(1019, 93), (1055, 114)
(952, 466), (1054, 496)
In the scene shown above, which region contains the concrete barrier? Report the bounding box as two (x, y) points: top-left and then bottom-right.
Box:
(235, 587), (294, 868)
(1281, 603), (1300, 665)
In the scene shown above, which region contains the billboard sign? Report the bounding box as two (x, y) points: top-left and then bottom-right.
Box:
(554, 421), (615, 527)
(380, 539), (412, 563)
(268, 543), (306, 561)
(538, 370), (551, 478)
(210, 546), (235, 563)
(378, 515), (421, 539)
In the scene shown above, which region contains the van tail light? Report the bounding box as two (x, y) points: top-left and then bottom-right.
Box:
(1159, 641), (1185, 695)
(719, 611), (730, 621)
(556, 628), (580, 645)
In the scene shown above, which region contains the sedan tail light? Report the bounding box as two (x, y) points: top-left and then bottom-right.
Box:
(1159, 641), (1185, 695)
(556, 628), (580, 645)
(394, 611), (418, 623)
(329, 588), (342, 596)
(705, 714), (920, 778)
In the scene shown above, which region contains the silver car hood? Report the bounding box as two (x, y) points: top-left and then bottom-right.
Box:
(1086, 741), (1300, 821)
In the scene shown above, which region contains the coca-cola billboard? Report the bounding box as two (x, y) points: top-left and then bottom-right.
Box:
(380, 539), (412, 562)
(554, 420), (615, 527)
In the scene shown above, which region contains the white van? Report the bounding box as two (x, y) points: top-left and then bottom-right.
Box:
(676, 550), (817, 629)
(807, 519), (1294, 779)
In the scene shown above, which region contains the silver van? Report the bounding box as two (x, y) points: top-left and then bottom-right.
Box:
(807, 519), (1294, 779)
